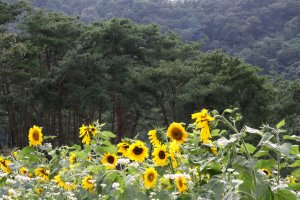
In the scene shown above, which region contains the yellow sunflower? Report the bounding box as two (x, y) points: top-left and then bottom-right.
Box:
(35, 167), (49, 181)
(19, 167), (28, 175)
(28, 125), (43, 146)
(54, 174), (76, 190)
(79, 124), (91, 145)
(152, 144), (169, 167)
(117, 141), (130, 156)
(261, 168), (272, 177)
(36, 188), (44, 194)
(166, 122), (188, 144)
(143, 167), (158, 189)
(159, 177), (171, 190)
(0, 157), (11, 174)
(191, 109), (214, 144)
(175, 175), (188, 193)
(89, 124), (97, 136)
(101, 153), (118, 169)
(286, 176), (297, 184)
(148, 129), (161, 147)
(82, 175), (95, 192)
(210, 146), (217, 155)
(127, 140), (149, 163)
(69, 154), (76, 165)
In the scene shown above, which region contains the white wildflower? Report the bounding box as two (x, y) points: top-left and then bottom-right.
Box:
(100, 183), (107, 188)
(112, 182), (120, 190)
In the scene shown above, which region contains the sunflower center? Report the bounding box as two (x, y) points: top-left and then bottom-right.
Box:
(32, 131), (40, 141)
(148, 173), (154, 182)
(178, 178), (183, 188)
(158, 150), (166, 159)
(171, 129), (183, 140)
(0, 160), (7, 167)
(133, 146), (143, 155)
(107, 156), (115, 164)
(262, 169), (270, 175)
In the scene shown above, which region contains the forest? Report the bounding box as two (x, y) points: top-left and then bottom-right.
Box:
(0, 0), (299, 147)
(7, 0), (300, 79)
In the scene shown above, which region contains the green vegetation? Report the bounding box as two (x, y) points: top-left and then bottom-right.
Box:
(0, 1), (299, 148)
(7, 0), (300, 78)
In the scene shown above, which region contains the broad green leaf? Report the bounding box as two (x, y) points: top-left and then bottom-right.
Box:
(289, 160), (300, 168)
(291, 168), (300, 179)
(96, 145), (117, 154)
(244, 126), (263, 136)
(240, 143), (256, 154)
(211, 129), (220, 137)
(283, 135), (300, 142)
(101, 131), (116, 138)
(222, 108), (233, 114)
(255, 159), (276, 169)
(254, 150), (269, 158)
(290, 145), (299, 155)
(280, 143), (292, 157)
(276, 119), (285, 129)
(0, 177), (7, 188)
(72, 144), (81, 151)
(288, 183), (300, 191)
(274, 189), (297, 200)
(258, 133), (274, 146)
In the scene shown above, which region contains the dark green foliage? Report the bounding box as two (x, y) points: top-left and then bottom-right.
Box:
(15, 0), (300, 78)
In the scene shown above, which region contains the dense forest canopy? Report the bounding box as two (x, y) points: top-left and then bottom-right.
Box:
(0, 1), (299, 147)
(4, 0), (300, 79)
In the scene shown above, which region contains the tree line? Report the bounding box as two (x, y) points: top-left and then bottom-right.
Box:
(0, 1), (299, 147)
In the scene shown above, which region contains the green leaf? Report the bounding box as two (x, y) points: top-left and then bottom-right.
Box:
(244, 126), (263, 136)
(254, 150), (269, 158)
(289, 160), (300, 168)
(211, 129), (220, 137)
(276, 119), (285, 129)
(258, 133), (274, 146)
(283, 135), (300, 142)
(101, 131), (116, 138)
(291, 168), (300, 179)
(223, 109), (233, 114)
(96, 145), (117, 154)
(280, 143), (292, 157)
(72, 144), (81, 151)
(274, 189), (297, 200)
(255, 159), (276, 169)
(0, 177), (7, 188)
(240, 143), (256, 154)
(290, 145), (299, 155)
(288, 183), (300, 191)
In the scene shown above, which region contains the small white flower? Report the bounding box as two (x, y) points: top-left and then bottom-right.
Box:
(117, 158), (130, 165)
(100, 183), (107, 188)
(112, 182), (120, 190)
(227, 168), (235, 172)
(128, 162), (139, 168)
(149, 192), (156, 198)
(6, 179), (16, 185)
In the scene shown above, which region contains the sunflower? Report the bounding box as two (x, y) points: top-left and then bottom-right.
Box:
(82, 175), (95, 192)
(54, 174), (76, 190)
(169, 140), (180, 168)
(152, 145), (169, 167)
(166, 122), (188, 144)
(69, 154), (76, 165)
(19, 167), (28, 175)
(191, 108), (214, 129)
(36, 188), (44, 194)
(79, 124), (92, 145)
(175, 175), (188, 193)
(159, 177), (171, 190)
(148, 130), (161, 147)
(28, 125), (43, 146)
(261, 168), (272, 177)
(101, 153), (118, 169)
(143, 167), (158, 189)
(286, 176), (297, 184)
(89, 124), (97, 136)
(127, 140), (149, 163)
(210, 146), (217, 155)
(117, 141), (130, 156)
(191, 109), (214, 144)
(35, 167), (49, 181)
(0, 157), (11, 174)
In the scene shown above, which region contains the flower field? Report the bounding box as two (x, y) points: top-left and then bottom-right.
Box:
(0, 109), (299, 199)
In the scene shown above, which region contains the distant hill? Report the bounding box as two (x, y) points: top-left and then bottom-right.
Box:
(5, 0), (300, 78)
